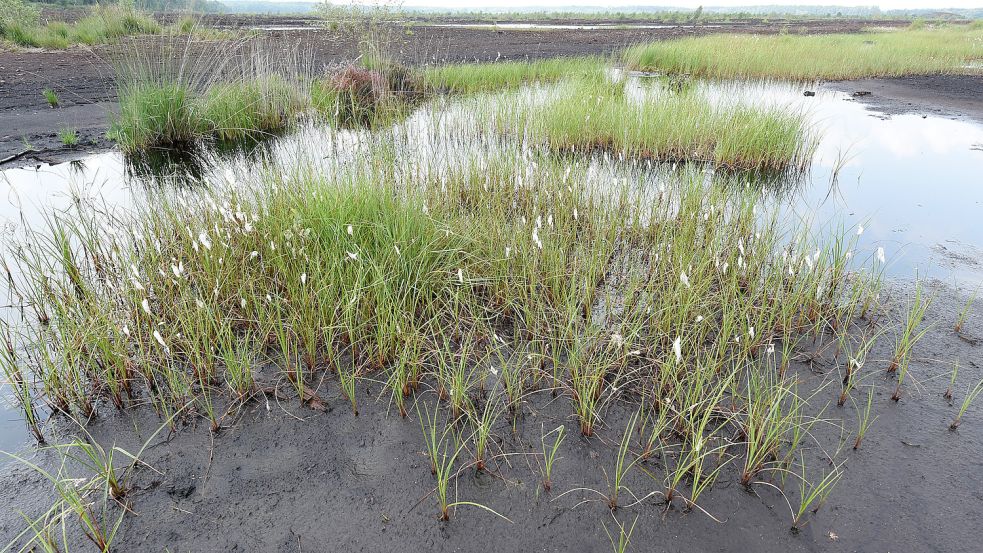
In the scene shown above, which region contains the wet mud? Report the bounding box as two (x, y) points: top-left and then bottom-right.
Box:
(1, 279), (981, 552)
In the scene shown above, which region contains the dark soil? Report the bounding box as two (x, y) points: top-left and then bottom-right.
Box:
(1, 278), (981, 552)
(0, 16), (908, 167)
(830, 74), (983, 124)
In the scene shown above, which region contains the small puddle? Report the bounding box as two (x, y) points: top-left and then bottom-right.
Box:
(4, 75), (983, 456)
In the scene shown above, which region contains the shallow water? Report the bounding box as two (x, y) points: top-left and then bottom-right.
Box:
(2, 76), (983, 457)
(429, 22), (722, 31)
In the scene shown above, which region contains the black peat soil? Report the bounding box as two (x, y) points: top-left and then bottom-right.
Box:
(1, 277), (982, 552)
(1, 16), (906, 167)
(830, 74), (983, 124)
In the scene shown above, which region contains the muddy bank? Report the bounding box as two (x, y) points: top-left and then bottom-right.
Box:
(1, 278), (980, 552)
(0, 47), (116, 165)
(830, 74), (983, 124)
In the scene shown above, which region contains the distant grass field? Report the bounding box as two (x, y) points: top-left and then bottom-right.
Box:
(624, 26), (983, 80)
(2, 5), (161, 49)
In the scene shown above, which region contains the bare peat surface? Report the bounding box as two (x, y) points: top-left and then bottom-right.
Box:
(1, 279), (981, 552)
(830, 74), (983, 124)
(0, 16), (905, 166)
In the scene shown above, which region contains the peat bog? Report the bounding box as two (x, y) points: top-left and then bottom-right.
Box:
(2, 11), (983, 553)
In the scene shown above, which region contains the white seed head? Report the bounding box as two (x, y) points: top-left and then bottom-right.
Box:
(152, 330), (169, 352)
(611, 333), (624, 348)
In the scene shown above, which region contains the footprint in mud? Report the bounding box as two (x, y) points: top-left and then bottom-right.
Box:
(349, 445), (389, 478)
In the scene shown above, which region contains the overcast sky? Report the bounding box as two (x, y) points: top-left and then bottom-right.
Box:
(325, 1), (981, 9)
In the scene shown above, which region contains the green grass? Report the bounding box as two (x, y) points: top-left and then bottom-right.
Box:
(42, 88), (59, 108)
(58, 127), (78, 146)
(199, 77), (308, 142)
(498, 76), (814, 172)
(423, 56), (606, 93)
(111, 82), (198, 151)
(623, 26), (983, 80)
(109, 37), (318, 152)
(2, 5), (160, 49)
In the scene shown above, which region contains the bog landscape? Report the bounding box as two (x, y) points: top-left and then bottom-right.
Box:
(1, 2), (983, 551)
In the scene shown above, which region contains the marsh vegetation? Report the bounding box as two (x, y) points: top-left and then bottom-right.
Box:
(623, 25), (983, 80)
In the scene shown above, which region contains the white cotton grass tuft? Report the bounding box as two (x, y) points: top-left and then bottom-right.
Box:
(672, 336), (682, 364)
(876, 247), (886, 264)
(152, 330), (169, 352)
(611, 333), (624, 348)
(532, 227), (543, 250)
(347, 251), (358, 260)
(141, 298), (152, 315)
(680, 272), (690, 288)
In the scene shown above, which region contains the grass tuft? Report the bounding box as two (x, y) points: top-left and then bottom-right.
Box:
(499, 75), (814, 172)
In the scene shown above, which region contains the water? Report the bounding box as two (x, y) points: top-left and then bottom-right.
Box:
(429, 23), (722, 31)
(638, 77), (983, 283)
(3, 76), (983, 457)
(233, 22), (719, 32)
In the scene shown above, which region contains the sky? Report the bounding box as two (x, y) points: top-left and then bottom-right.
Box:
(324, 1), (982, 9)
